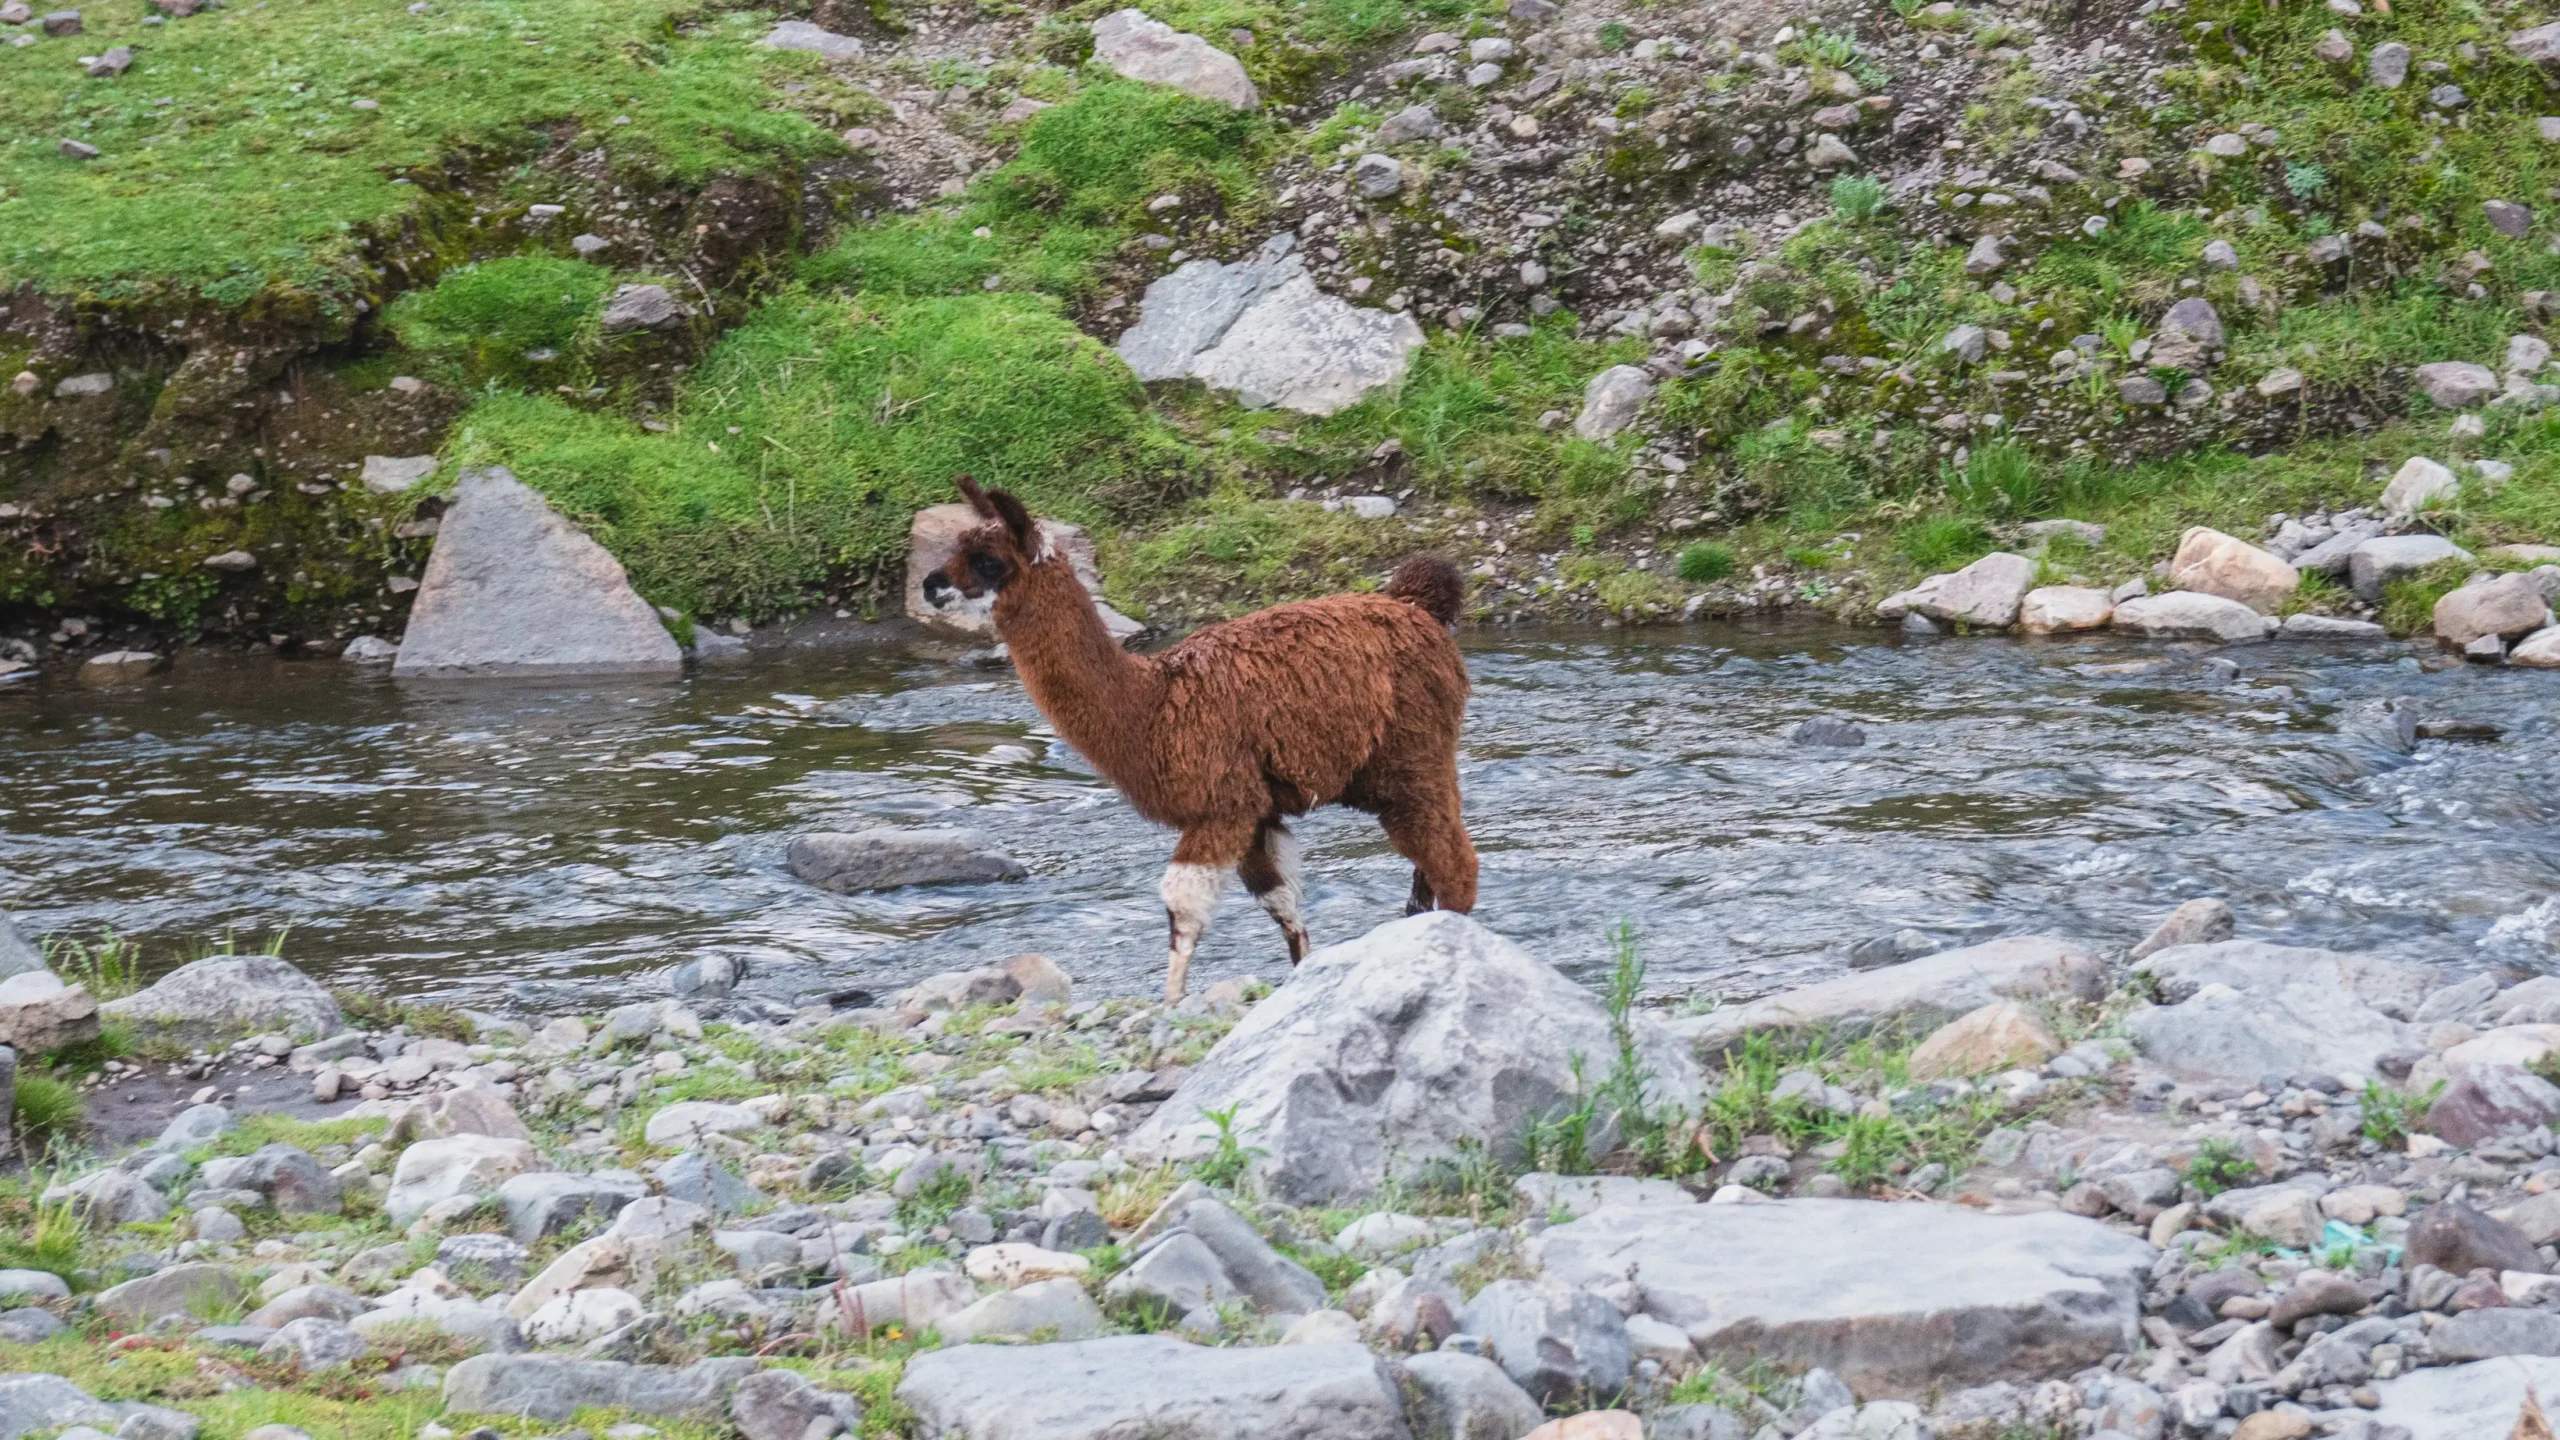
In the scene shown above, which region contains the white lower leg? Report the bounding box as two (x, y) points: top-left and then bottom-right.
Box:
(1160, 862), (1226, 1001)
(1252, 826), (1310, 963)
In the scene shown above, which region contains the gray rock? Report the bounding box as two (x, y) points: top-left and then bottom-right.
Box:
(1115, 234), (1300, 382)
(1456, 1278), (1631, 1403)
(57, 1169), (171, 1228)
(1170, 1198), (1326, 1314)
(2277, 613), (2388, 639)
(2157, 297), (2225, 349)
(2408, 1199), (2541, 1276)
(2369, 40), (2410, 87)
(2127, 940), (2437, 1082)
(1908, 552), (2039, 630)
(259, 1316), (368, 1370)
(760, 19), (864, 60)
(151, 1105), (232, 1156)
(1942, 324), (1987, 364)
(898, 1335), (1403, 1438)
(1652, 1404), (1751, 1440)
(2432, 1306), (2560, 1361)
(1574, 365), (1654, 439)
(442, 1354), (760, 1422)
(2380, 457), (2462, 519)
(2487, 199), (2535, 238)
(101, 955), (342, 1044)
(0, 1270), (68, 1302)
(599, 283), (685, 333)
(653, 1149), (759, 1214)
(2118, 375), (2169, 405)
(0, 910), (41, 978)
(2110, 591), (2275, 644)
(1531, 1198), (2153, 1398)
(96, 1262), (245, 1324)
(360, 454), (438, 495)
(1963, 236), (2005, 277)
(1513, 1172), (1696, 1221)
(1103, 1232), (1237, 1315)
(2129, 899), (2233, 961)
(2373, 1353), (2560, 1440)
(434, 1233), (532, 1291)
(938, 1277), (1105, 1343)
(203, 1143), (341, 1214)
(1400, 1350), (1544, 1440)
(0, 1374), (118, 1439)
(1374, 104), (1442, 146)
(730, 1367), (862, 1440)
(0, 1307), (66, 1343)
(1353, 153), (1403, 199)
(392, 467), (681, 678)
(2414, 361), (2499, 409)
(2348, 535), (2472, 602)
(786, 828), (1025, 892)
(499, 1169), (646, 1243)
(2434, 572), (2554, 648)
(1124, 912), (1698, 1203)
(1114, 234), (1420, 416)
(1089, 7), (1257, 108)
(2429, 1063), (2560, 1146)
(1666, 935), (2105, 1058)
(244, 1283), (369, 1329)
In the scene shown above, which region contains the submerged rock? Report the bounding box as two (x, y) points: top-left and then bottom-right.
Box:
(392, 466), (682, 679)
(786, 828), (1027, 892)
(1123, 912), (1698, 1203)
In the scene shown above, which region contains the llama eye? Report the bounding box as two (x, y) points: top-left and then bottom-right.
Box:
(968, 552), (1008, 585)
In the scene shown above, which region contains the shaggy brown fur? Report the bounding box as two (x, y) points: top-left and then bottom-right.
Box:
(921, 478), (1477, 999)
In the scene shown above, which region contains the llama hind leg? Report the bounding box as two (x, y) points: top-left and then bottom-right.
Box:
(1381, 789), (1478, 917)
(1160, 824), (1252, 1002)
(1238, 820), (1311, 965)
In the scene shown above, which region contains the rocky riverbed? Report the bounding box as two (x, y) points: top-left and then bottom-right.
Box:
(4, 889), (2560, 1440)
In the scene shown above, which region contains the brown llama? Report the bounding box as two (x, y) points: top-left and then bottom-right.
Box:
(920, 477), (1477, 1000)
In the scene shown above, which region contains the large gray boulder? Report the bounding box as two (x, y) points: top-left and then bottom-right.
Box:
(896, 1335), (1408, 1439)
(2348, 534), (2470, 602)
(101, 953), (343, 1044)
(201, 1142), (343, 1214)
(443, 1354), (760, 1421)
(2125, 941), (2440, 1083)
(1122, 912), (1699, 1204)
(1116, 235), (1424, 417)
(2372, 1354), (2560, 1440)
(1089, 8), (1258, 108)
(1399, 1351), (1544, 1440)
(0, 1373), (120, 1438)
(786, 829), (1026, 892)
(392, 466), (681, 679)
(1531, 1199), (2152, 1398)
(95, 1262), (247, 1324)
(1880, 553), (2039, 630)
(0, 910), (40, 978)
(1664, 935), (2106, 1059)
(1456, 1278), (1631, 1403)
(499, 1169), (647, 1243)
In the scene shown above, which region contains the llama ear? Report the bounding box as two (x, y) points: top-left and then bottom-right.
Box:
(955, 475), (997, 520)
(986, 488), (1037, 550)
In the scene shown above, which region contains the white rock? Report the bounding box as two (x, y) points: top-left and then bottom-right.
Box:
(897, 1336), (1403, 1437)
(360, 455), (438, 495)
(2380, 456), (2462, 518)
(2019, 586), (2113, 634)
(1089, 8), (1258, 108)
(383, 1136), (543, 1225)
(642, 1101), (762, 1148)
(1574, 365), (1654, 440)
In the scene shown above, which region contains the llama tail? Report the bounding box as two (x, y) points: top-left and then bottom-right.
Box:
(1384, 555), (1464, 628)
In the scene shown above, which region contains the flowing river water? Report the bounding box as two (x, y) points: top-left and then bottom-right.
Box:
(3, 622), (2555, 1016)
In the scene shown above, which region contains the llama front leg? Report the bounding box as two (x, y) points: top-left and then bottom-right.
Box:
(1239, 820), (1311, 965)
(1158, 859), (1229, 1003)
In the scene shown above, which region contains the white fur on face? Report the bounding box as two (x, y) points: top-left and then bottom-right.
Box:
(933, 586), (997, 625)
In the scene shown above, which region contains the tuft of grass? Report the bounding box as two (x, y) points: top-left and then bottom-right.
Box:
(1676, 542), (1737, 584)
(1829, 174), (1889, 221)
(44, 931), (144, 1001)
(198, 1113), (388, 1160)
(891, 1166), (973, 1232)
(331, 990), (473, 1042)
(383, 256), (618, 388)
(1898, 516), (1993, 572)
(2360, 1080), (2444, 1151)
(0, 0), (833, 303)
(0, 1194), (88, 1283)
(10, 1075), (85, 1152)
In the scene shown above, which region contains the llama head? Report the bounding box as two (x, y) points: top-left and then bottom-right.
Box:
(922, 476), (1052, 620)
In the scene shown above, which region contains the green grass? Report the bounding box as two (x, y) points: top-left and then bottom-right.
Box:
(10, 1074), (86, 1152)
(2360, 1080), (2445, 1151)
(43, 930), (145, 1001)
(0, 0), (833, 303)
(1676, 541), (1736, 584)
(384, 255), (620, 387)
(196, 1113), (387, 1161)
(0, 1194), (88, 1283)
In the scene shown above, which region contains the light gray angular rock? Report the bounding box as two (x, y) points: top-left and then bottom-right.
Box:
(1400, 1350), (1544, 1440)
(760, 19), (864, 59)
(2414, 361), (2499, 409)
(786, 828), (1025, 892)
(2108, 592), (2275, 643)
(731, 1367), (863, 1440)
(0, 1270), (69, 1303)
(499, 1169), (647, 1243)
(1941, 324), (1987, 364)
(383, 1135), (543, 1225)
(360, 454), (438, 496)
(96, 1262), (246, 1324)
(443, 1354), (760, 1422)
(897, 1335), (1406, 1439)
(0, 1374), (119, 1439)
(1665, 935), (2105, 1059)
(259, 1316), (368, 1370)
(2290, 521), (2386, 578)
(2431, 1306), (2560, 1361)
(1189, 273), (1427, 417)
(2380, 456), (2462, 518)
(652, 1149), (758, 1214)
(1172, 1198), (1327, 1314)
(1115, 236), (1302, 383)
(1124, 912), (1698, 1204)
(391, 467), (679, 678)
(0, 910), (44, 978)
(204, 1143), (342, 1214)
(1353, 153), (1403, 199)
(1089, 8), (1258, 108)
(1103, 1231), (1237, 1315)
(56, 1168), (171, 1228)
(1911, 552), (2037, 629)
(1513, 1172), (1696, 1220)
(2373, 1353), (2560, 1440)
(2348, 534), (2472, 601)
(1652, 1404), (1750, 1440)
(2129, 899), (2234, 961)
(642, 1102), (760, 1149)
(599, 283), (685, 333)
(1532, 1199), (2153, 1398)
(1374, 104), (1443, 146)
(1456, 1278), (1631, 1403)
(2434, 572), (2554, 648)
(1574, 365), (1654, 439)
(2278, 613), (2388, 639)
(151, 1103), (234, 1153)
(2127, 940), (2437, 1082)
(2369, 39), (2411, 86)
(101, 954), (342, 1044)
(0, 969), (99, 1055)
(938, 1276), (1104, 1343)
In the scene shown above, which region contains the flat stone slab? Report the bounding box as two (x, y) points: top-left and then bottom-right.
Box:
(2125, 940), (2440, 1084)
(2369, 1354), (2560, 1440)
(1531, 1199), (2153, 1398)
(1115, 234), (1424, 417)
(1662, 936), (2106, 1058)
(762, 20), (863, 59)
(896, 1335), (1405, 1439)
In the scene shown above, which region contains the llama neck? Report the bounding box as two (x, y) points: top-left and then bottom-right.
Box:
(994, 559), (1158, 782)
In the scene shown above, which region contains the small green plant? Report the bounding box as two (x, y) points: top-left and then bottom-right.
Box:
(1676, 542), (1737, 583)
(2360, 1080), (2445, 1150)
(1520, 1055), (1599, 1175)
(44, 931), (143, 1000)
(1829, 173), (1889, 221)
(893, 1165), (975, 1232)
(2181, 1138), (2258, 1198)
(1898, 516), (1992, 571)
(1189, 1103), (1265, 1190)
(2283, 162), (2328, 200)
(0, 1194), (86, 1283)
(1953, 440), (2047, 516)
(11, 1074), (85, 1152)
(1597, 20), (1633, 52)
